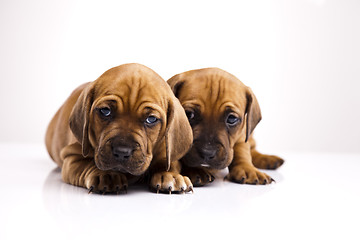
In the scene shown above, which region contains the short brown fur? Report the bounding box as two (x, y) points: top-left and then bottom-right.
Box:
(167, 68), (284, 186)
(46, 63), (193, 194)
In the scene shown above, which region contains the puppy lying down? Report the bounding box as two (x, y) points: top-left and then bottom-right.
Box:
(168, 68), (284, 186)
(45, 63), (194, 194)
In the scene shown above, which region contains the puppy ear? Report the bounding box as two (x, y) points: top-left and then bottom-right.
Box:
(245, 87), (262, 142)
(69, 83), (95, 157)
(165, 98), (193, 170)
(167, 74), (184, 98)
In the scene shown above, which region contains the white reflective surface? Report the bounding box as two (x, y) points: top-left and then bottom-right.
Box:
(1, 144), (359, 240)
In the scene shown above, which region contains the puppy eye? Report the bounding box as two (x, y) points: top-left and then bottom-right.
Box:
(99, 107), (111, 117)
(226, 114), (240, 126)
(185, 110), (195, 120)
(145, 116), (158, 125)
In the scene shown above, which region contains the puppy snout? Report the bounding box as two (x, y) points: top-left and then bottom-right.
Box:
(112, 145), (133, 161)
(198, 145), (217, 159)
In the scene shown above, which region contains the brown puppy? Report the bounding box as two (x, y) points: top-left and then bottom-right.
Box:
(45, 63), (193, 194)
(167, 68), (284, 186)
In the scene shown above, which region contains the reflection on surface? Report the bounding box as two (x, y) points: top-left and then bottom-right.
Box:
(42, 166), (283, 223)
(42, 167), (195, 221)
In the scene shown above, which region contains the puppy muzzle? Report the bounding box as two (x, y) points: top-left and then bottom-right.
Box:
(183, 142), (230, 169)
(95, 137), (148, 175)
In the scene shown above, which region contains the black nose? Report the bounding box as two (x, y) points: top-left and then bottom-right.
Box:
(112, 146), (133, 160)
(198, 146), (217, 159)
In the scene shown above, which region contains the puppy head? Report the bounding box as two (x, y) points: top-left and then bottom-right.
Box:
(168, 68), (261, 169)
(69, 63), (192, 175)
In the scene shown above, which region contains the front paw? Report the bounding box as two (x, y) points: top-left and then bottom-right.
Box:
(85, 169), (128, 194)
(182, 167), (215, 187)
(150, 172), (193, 194)
(226, 164), (274, 185)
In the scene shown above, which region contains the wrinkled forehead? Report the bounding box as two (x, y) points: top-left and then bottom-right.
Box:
(177, 70), (248, 114)
(93, 65), (171, 110)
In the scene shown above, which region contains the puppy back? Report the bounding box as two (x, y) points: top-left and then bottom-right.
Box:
(45, 83), (90, 167)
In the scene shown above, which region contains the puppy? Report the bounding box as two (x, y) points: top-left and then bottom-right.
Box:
(45, 63), (193, 194)
(167, 68), (284, 186)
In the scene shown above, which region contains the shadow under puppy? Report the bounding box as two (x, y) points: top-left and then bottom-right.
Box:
(167, 68), (284, 186)
(45, 63), (193, 194)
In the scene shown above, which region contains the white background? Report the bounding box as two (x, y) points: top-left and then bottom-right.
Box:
(1, 1), (360, 240)
(1, 0), (359, 154)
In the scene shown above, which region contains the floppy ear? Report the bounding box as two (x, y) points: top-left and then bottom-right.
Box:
(165, 98), (193, 170)
(69, 83), (95, 157)
(245, 87), (262, 142)
(167, 74), (184, 98)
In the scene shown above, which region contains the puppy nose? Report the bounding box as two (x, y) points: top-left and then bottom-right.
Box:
(112, 146), (133, 160)
(199, 146), (217, 159)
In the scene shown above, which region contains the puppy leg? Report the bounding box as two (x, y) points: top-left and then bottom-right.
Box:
(149, 161), (193, 194)
(181, 165), (216, 187)
(251, 149), (284, 170)
(227, 141), (273, 185)
(248, 137), (284, 170)
(61, 144), (128, 194)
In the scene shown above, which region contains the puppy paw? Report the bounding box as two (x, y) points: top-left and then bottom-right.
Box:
(182, 167), (215, 187)
(150, 172), (193, 194)
(85, 169), (128, 194)
(251, 152), (284, 170)
(226, 164), (274, 185)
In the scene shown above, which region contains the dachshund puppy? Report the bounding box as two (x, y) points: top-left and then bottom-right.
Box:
(167, 68), (284, 186)
(45, 63), (193, 194)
